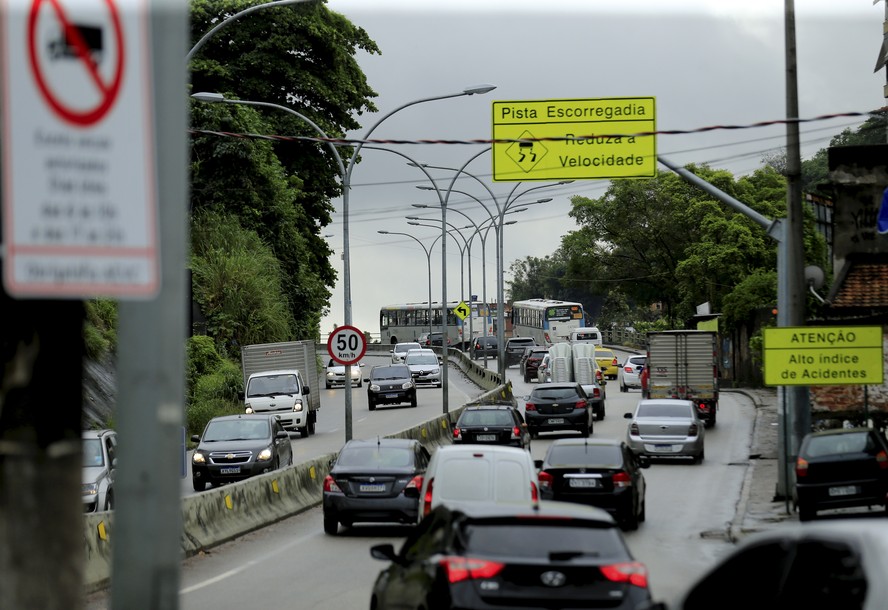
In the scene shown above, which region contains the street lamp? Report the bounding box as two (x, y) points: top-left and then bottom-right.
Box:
(377, 230), (442, 338)
(415, 166), (569, 376)
(191, 84), (495, 438)
(407, 218), (470, 308)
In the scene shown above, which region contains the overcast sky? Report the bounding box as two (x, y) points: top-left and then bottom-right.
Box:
(319, 0), (884, 339)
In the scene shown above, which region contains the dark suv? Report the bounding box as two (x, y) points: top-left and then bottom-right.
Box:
(524, 382), (594, 438)
(505, 337), (537, 367)
(423, 332), (450, 347)
(520, 346), (549, 382)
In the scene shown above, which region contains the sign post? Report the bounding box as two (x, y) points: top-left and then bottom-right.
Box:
(328, 325), (367, 442)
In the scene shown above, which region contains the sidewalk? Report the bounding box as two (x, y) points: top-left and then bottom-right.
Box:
(727, 387), (797, 542)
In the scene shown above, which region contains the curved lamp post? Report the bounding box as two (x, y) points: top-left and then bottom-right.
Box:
(191, 84), (495, 438)
(415, 161), (570, 376)
(377, 230), (442, 339)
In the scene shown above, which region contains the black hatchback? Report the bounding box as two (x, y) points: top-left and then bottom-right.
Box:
(452, 405), (531, 450)
(794, 427), (888, 521)
(524, 382), (594, 438)
(370, 501), (652, 610)
(365, 364), (417, 410)
(323, 438), (431, 535)
(536, 438), (649, 530)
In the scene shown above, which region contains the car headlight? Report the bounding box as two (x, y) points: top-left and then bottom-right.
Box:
(245, 405), (253, 414)
(83, 483), (98, 496)
(402, 381), (415, 390)
(292, 400), (304, 412)
(257, 448), (273, 461)
(370, 384), (381, 391)
(192, 452), (206, 464)
(326, 371), (335, 378)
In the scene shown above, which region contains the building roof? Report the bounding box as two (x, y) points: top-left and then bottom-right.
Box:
(827, 253), (888, 311)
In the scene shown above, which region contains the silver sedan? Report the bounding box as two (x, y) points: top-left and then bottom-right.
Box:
(623, 399), (705, 463)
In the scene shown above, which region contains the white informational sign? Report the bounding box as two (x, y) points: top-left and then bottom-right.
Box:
(1, 0), (159, 298)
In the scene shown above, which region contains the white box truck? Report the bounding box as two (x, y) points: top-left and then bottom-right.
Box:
(241, 341), (321, 438)
(644, 330), (719, 427)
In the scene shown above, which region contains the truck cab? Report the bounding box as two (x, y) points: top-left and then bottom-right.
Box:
(243, 369), (312, 436)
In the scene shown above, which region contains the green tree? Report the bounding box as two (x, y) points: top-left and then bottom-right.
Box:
(189, 0), (380, 338)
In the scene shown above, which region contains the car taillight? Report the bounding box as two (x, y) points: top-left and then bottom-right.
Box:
(576, 399), (588, 409)
(511, 426), (521, 439)
(531, 480), (539, 502)
(323, 475), (341, 493)
(611, 357), (618, 366)
(600, 562), (648, 588)
(525, 402), (537, 412)
(688, 423), (699, 436)
(697, 402), (709, 413)
(440, 556), (505, 584)
(453, 427), (462, 440)
(878, 451), (888, 470)
(624, 365), (633, 373)
(405, 475), (423, 491)
(629, 422), (639, 436)
(538, 470), (553, 492)
(591, 387), (601, 398)
(423, 478), (434, 516)
(613, 471), (632, 488)
(796, 457), (809, 478)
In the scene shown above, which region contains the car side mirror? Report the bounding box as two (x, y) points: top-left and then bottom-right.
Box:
(370, 543), (400, 563)
(191, 434), (201, 443)
(302, 386), (310, 395)
(237, 391), (245, 400)
(638, 455), (651, 469)
(624, 412), (634, 419)
(534, 459), (543, 469)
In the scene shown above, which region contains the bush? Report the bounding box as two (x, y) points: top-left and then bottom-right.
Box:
(186, 359), (244, 438)
(84, 299), (118, 359)
(186, 335), (224, 401)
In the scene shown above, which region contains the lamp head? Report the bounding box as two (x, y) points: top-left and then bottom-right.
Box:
(537, 198), (553, 203)
(191, 92), (226, 103)
(416, 185), (435, 191)
(377, 230), (390, 235)
(464, 84), (497, 95)
(412, 204), (432, 209)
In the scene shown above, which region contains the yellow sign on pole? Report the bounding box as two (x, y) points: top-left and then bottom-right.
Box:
(491, 97), (656, 182)
(762, 326), (884, 386)
(452, 301), (470, 321)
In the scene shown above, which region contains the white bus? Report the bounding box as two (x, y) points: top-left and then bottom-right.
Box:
(379, 301), (493, 350)
(510, 298), (586, 346)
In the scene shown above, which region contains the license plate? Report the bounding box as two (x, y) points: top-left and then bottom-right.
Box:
(548, 418), (565, 424)
(220, 467), (240, 475)
(569, 478), (599, 488)
(359, 483), (385, 493)
(385, 393), (399, 399)
(828, 485), (859, 497)
(476, 434), (497, 441)
(649, 444), (674, 452)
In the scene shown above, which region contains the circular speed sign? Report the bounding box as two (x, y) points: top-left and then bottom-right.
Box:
(327, 325), (367, 366)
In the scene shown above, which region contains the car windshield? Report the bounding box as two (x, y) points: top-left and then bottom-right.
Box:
(636, 403), (692, 418)
(805, 432), (873, 457)
(406, 354), (438, 365)
(204, 419), (270, 442)
(458, 410), (514, 427)
(83, 439), (104, 467)
(460, 522), (625, 559)
(531, 388), (580, 401)
(337, 446), (413, 468)
(547, 444), (622, 466)
(246, 374), (299, 397)
(396, 343), (420, 353)
(373, 367), (409, 380)
(597, 351), (615, 360)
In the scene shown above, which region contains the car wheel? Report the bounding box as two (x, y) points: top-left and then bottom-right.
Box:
(323, 514), (338, 535)
(693, 449), (705, 464)
(529, 428), (539, 440)
(622, 509), (639, 531)
(523, 373), (530, 383)
(410, 394), (418, 408)
(192, 478), (207, 492)
(308, 418), (316, 435)
(597, 406), (605, 421)
(104, 491), (114, 511)
(620, 382), (626, 393)
(299, 425), (309, 439)
(368, 399), (376, 411)
(356, 379), (362, 388)
(639, 496), (646, 523)
(581, 422), (591, 438)
(326, 381), (332, 389)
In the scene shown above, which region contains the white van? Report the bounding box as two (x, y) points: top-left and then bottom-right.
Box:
(419, 444), (539, 520)
(569, 327), (602, 347)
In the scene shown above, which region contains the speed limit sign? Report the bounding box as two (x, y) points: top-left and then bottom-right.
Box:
(327, 325), (367, 366)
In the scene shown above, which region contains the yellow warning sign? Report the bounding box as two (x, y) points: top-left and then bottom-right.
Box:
(763, 326), (884, 386)
(492, 97), (656, 182)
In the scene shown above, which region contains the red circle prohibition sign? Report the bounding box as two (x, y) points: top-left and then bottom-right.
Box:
(28, 0), (125, 126)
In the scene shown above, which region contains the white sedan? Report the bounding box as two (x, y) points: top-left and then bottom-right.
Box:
(325, 359), (363, 388)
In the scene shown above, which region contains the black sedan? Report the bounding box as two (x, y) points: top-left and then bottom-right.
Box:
(794, 427), (888, 521)
(190, 413), (293, 492)
(365, 364), (417, 410)
(536, 438), (648, 530)
(524, 382), (594, 438)
(323, 438), (431, 534)
(370, 501), (652, 610)
(452, 405), (531, 450)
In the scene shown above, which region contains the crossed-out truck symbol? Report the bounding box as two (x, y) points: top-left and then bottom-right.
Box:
(48, 23), (103, 63)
